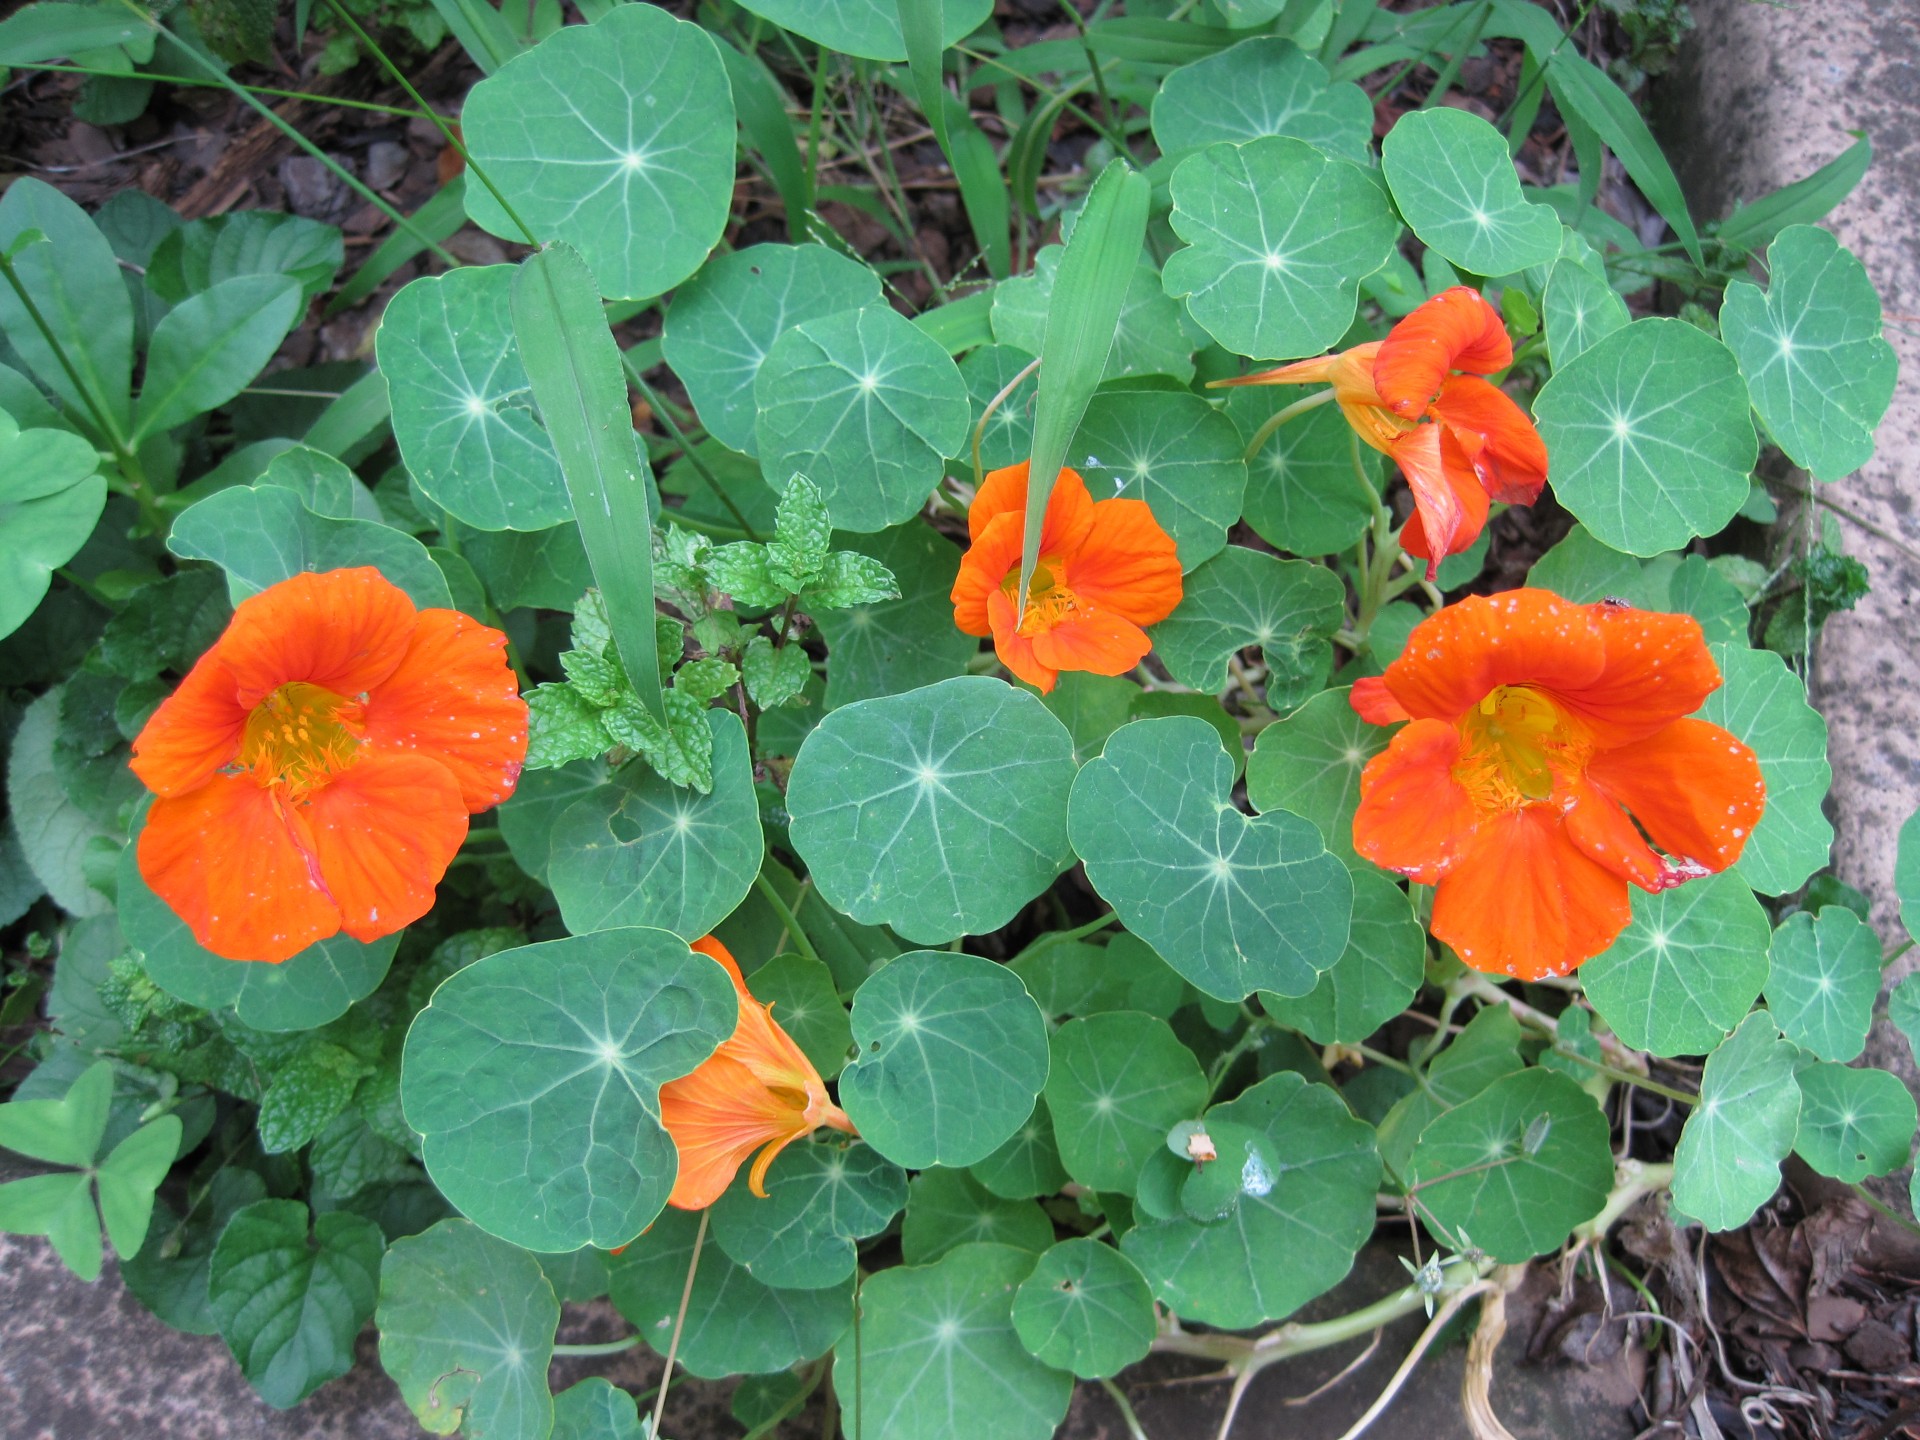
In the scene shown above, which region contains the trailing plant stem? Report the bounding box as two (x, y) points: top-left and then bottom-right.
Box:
(1239, 387), (1336, 463)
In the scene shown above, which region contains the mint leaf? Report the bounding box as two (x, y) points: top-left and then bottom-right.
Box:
(526, 684), (614, 769)
(805, 551), (899, 609)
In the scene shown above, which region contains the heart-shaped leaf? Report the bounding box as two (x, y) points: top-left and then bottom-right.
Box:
(1671, 1012), (1800, 1231)
(815, 522), (976, 708)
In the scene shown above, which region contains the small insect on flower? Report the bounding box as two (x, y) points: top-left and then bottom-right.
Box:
(1216, 286), (1547, 578)
(950, 460), (1183, 695)
(659, 936), (857, 1210)
(1349, 589), (1765, 979)
(130, 567), (528, 963)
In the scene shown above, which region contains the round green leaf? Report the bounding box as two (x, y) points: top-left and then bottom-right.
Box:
(1526, 521), (1660, 605)
(834, 1242), (1071, 1440)
(169, 481), (452, 609)
(1792, 1062), (1917, 1182)
(788, 677), (1076, 943)
(663, 244), (883, 456)
(754, 306), (972, 532)
(377, 266), (569, 532)
(1121, 1071), (1380, 1328)
(1244, 686), (1389, 866)
(454, 516), (594, 611)
(1543, 257), (1628, 369)
(1697, 642), (1832, 896)
(1152, 37), (1373, 163)
(991, 249), (1194, 385)
(401, 928), (737, 1252)
(1165, 137), (1401, 361)
(0, 414), (106, 641)
(461, 5), (735, 299)
(901, 1166), (1054, 1264)
(1671, 1012), (1801, 1231)
(1381, 108), (1562, 276)
(1149, 546), (1344, 706)
(746, 952), (852, 1078)
(1721, 225), (1896, 481)
(1260, 867), (1424, 1045)
(1043, 1012), (1208, 1194)
(1229, 389), (1382, 559)
(970, 1105), (1071, 1199)
(1011, 1239), (1156, 1380)
(1071, 389), (1247, 572)
(815, 522), (976, 708)
(1175, 1118), (1281, 1223)
(497, 758), (606, 885)
(1763, 908), (1880, 1062)
(548, 710), (762, 940)
(208, 1200), (384, 1409)
(732, 0), (990, 62)
(955, 344), (1039, 473)
(710, 1137), (905, 1290)
(1069, 716), (1352, 1001)
(1580, 871), (1771, 1058)
(838, 950), (1050, 1169)
(1534, 318), (1758, 556)
(376, 1218), (560, 1440)
(118, 827), (397, 1032)
(551, 1378), (646, 1440)
(1010, 931), (1187, 1023)
(1407, 1068), (1613, 1262)
(610, 1206), (850, 1377)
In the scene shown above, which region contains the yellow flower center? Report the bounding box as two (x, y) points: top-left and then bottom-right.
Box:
(238, 682), (363, 797)
(1003, 557), (1081, 636)
(1454, 686), (1586, 809)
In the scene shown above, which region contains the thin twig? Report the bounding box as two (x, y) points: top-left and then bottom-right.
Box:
(649, 1209), (708, 1440)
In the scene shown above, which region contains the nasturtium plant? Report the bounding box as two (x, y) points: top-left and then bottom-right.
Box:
(0, 0), (1903, 1434)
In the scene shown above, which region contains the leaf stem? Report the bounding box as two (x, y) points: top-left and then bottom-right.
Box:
(1096, 1377), (1154, 1440)
(753, 871), (827, 971)
(550, 1335), (642, 1356)
(1239, 387), (1336, 463)
(649, 1208), (707, 1440)
(971, 354), (1043, 491)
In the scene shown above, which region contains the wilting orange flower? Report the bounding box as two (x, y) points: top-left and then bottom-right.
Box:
(950, 461), (1183, 695)
(130, 567), (527, 963)
(660, 936), (856, 1210)
(1350, 590), (1765, 980)
(1218, 287), (1547, 577)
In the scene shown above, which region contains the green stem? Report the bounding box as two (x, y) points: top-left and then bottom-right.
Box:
(753, 872), (826, 971)
(21, 62), (440, 116)
(971, 354), (1043, 491)
(1238, 387), (1337, 464)
(1013, 911), (1120, 963)
(1096, 1378), (1153, 1440)
(550, 1335), (642, 1357)
(620, 357), (760, 540)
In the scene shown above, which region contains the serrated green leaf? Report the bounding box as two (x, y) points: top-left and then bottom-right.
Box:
(610, 1206), (851, 1376)
(1260, 867), (1424, 1045)
(1543, 256), (1629, 368)
(548, 710), (761, 938)
(902, 1166), (1054, 1264)
(526, 683), (615, 768)
(816, 522), (973, 707)
(802, 549), (899, 609)
(1763, 907), (1880, 1062)
(1382, 108), (1562, 276)
(1070, 716), (1352, 1001)
(839, 950), (1050, 1170)
(769, 473), (833, 587)
(1010, 1238), (1155, 1380)
(209, 1200), (384, 1409)
(1043, 1012), (1208, 1195)
(663, 244), (883, 455)
(1071, 390), (1247, 572)
(1533, 318), (1758, 556)
(377, 1218), (559, 1438)
(1152, 36), (1372, 163)
(788, 677), (1075, 943)
(1697, 642), (1832, 896)
(401, 928), (737, 1251)
(833, 1242), (1070, 1440)
(1407, 1068), (1612, 1261)
(710, 1137), (904, 1289)
(1164, 137), (1400, 361)
(1792, 1062), (1916, 1182)
(1580, 872), (1771, 1058)
(97, 567), (229, 681)
(704, 541), (791, 608)
(754, 306), (972, 533)
(1150, 546), (1344, 705)
(308, 1110), (415, 1202)
(1721, 225), (1896, 481)
(1671, 1012), (1800, 1231)
(257, 1041), (370, 1155)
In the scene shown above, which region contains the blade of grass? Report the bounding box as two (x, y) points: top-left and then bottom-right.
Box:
(1717, 135), (1871, 254)
(512, 243), (664, 720)
(898, 0), (1011, 276)
(419, 0), (519, 73)
(714, 35), (816, 245)
(1017, 159), (1149, 605)
(325, 177), (467, 316)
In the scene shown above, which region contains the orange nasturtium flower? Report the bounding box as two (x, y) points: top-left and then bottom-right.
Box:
(660, 936), (856, 1210)
(1218, 286), (1547, 577)
(950, 460), (1183, 695)
(1350, 589), (1765, 980)
(129, 567), (528, 963)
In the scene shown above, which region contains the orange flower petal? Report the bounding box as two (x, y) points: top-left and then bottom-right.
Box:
(952, 509), (1024, 637)
(1068, 498), (1184, 627)
(1430, 807), (1632, 980)
(985, 587), (1057, 693)
(1558, 604), (1724, 746)
(1373, 286), (1511, 415)
(130, 654), (249, 797)
(969, 462), (1096, 553)
(1430, 375), (1548, 505)
(1375, 590), (1608, 725)
(1391, 425), (1489, 579)
(1560, 774), (1665, 890)
(1211, 354), (1340, 389)
(295, 752), (469, 944)
(360, 608), (528, 813)
(1352, 718), (1479, 884)
(1350, 676), (1411, 726)
(217, 567), (418, 709)
(1030, 610), (1152, 678)
(1586, 718), (1766, 875)
(660, 1048), (805, 1209)
(138, 777), (340, 963)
